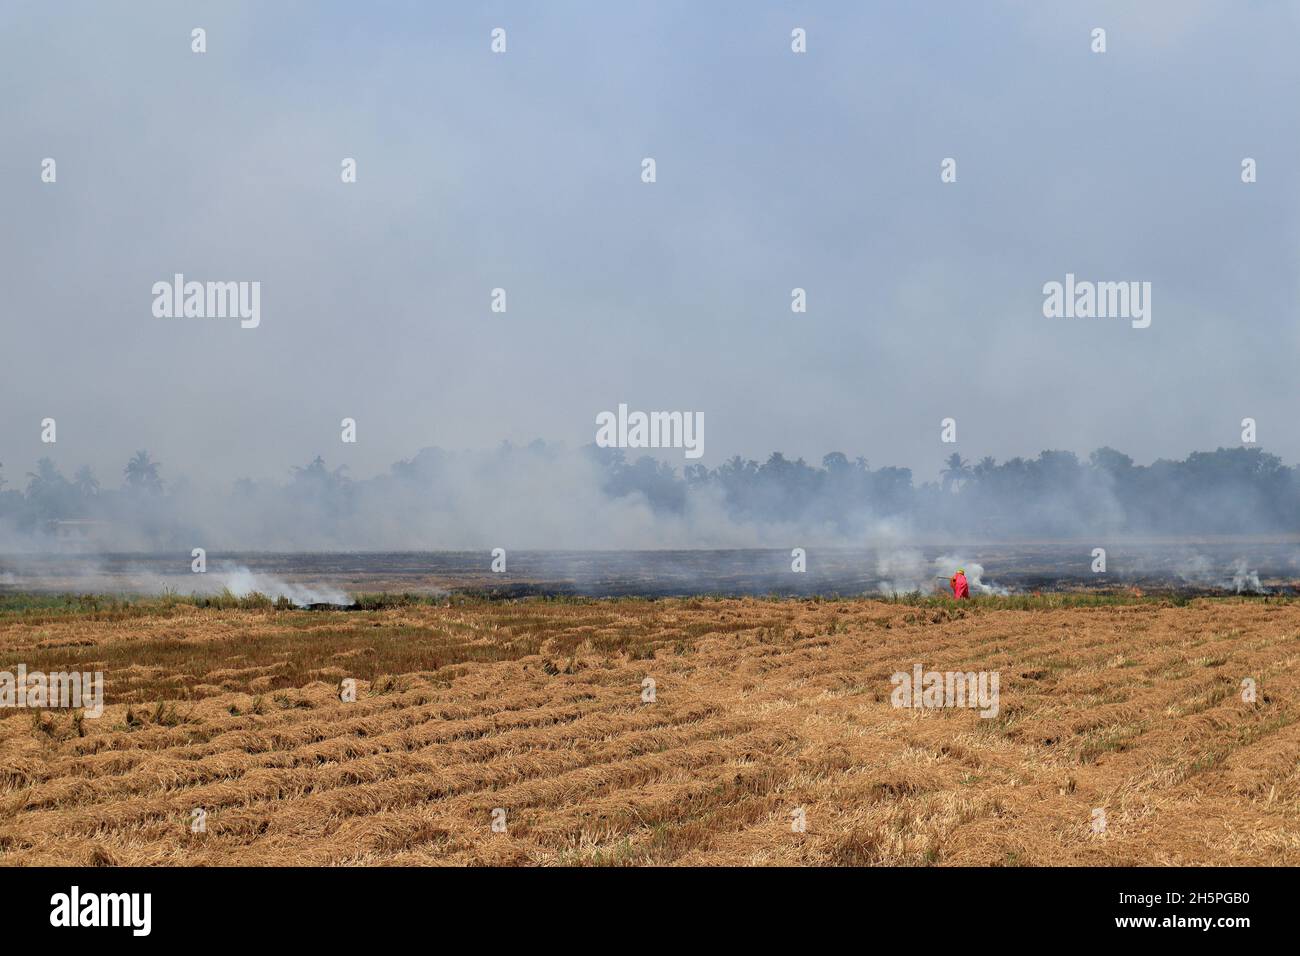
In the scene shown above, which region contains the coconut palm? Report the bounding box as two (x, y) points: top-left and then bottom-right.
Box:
(26, 457), (64, 494)
(940, 453), (971, 493)
(73, 465), (100, 497)
(124, 450), (163, 494)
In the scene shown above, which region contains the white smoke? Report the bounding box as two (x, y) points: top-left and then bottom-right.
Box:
(875, 547), (928, 594)
(1227, 558), (1267, 594)
(216, 567), (351, 606)
(932, 555), (1008, 596)
(1178, 554), (1268, 594)
(1177, 553), (1216, 585)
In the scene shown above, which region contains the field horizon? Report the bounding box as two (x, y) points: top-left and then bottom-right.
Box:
(3, 539), (1297, 602)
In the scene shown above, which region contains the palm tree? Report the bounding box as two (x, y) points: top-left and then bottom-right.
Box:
(26, 457), (64, 494)
(124, 450), (162, 494)
(940, 453), (971, 493)
(73, 465), (100, 497)
(291, 455), (329, 481)
(290, 456), (350, 493)
(24, 458), (70, 519)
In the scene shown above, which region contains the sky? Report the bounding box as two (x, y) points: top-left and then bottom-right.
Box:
(2, 0), (1298, 491)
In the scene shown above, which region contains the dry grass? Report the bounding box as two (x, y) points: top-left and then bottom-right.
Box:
(1, 596), (1297, 866)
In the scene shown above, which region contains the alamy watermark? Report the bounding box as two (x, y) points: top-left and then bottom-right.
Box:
(152, 274), (261, 329)
(595, 404), (704, 459)
(1, 665), (104, 718)
(1042, 273), (1150, 329)
(50, 886), (150, 936)
(891, 664), (999, 718)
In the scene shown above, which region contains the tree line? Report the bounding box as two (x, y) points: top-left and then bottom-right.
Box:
(2, 443), (1295, 542)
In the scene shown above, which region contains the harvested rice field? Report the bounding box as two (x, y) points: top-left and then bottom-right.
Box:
(1, 595), (1297, 866)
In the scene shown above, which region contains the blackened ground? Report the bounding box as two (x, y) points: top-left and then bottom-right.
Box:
(1, 542), (1297, 598)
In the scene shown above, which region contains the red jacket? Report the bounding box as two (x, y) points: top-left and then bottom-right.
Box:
(951, 572), (970, 599)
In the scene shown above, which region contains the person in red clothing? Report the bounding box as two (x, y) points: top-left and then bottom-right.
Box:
(950, 568), (970, 599)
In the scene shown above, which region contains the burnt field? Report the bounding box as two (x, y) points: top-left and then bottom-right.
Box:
(2, 541), (1299, 600)
(1, 594), (1297, 866)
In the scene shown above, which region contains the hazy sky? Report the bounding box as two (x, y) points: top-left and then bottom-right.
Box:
(3, 0), (1298, 489)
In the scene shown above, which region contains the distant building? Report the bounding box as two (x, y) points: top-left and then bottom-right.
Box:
(46, 519), (112, 549)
